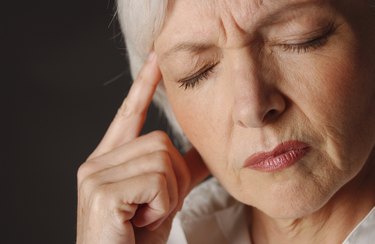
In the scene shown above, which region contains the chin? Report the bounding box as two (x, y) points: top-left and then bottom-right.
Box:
(257, 193), (333, 220)
(236, 177), (340, 220)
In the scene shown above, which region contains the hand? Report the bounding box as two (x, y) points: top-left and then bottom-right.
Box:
(76, 52), (209, 244)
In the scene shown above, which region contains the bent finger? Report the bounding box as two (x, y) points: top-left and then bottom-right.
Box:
(116, 173), (170, 227)
(85, 151), (179, 213)
(80, 131), (191, 203)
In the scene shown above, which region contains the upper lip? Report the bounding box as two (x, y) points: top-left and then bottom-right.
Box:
(243, 140), (310, 167)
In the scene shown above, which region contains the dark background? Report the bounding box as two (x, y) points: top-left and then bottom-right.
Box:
(5, 0), (171, 243)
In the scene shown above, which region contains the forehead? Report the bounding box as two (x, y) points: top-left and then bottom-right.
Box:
(169, 0), (323, 21)
(163, 0), (327, 32)
(155, 0), (329, 56)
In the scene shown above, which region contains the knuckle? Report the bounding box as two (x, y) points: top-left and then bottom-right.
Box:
(78, 183), (109, 216)
(149, 130), (171, 147)
(79, 174), (97, 197)
(149, 173), (167, 190)
(117, 99), (133, 117)
(90, 185), (109, 208)
(159, 203), (170, 217)
(77, 162), (92, 185)
(154, 150), (172, 168)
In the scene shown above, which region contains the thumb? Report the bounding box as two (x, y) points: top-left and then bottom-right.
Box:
(183, 147), (210, 189)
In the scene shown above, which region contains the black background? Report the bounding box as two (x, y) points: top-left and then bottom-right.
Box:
(5, 0), (170, 243)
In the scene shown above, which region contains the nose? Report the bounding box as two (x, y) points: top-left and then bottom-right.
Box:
(231, 56), (286, 128)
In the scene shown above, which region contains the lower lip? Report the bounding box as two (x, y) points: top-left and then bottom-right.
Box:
(244, 143), (310, 172)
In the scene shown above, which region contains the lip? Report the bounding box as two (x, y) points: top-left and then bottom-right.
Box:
(243, 141), (310, 172)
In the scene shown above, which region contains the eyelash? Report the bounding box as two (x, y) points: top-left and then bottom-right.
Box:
(178, 24), (335, 90)
(279, 36), (328, 53)
(279, 26), (334, 53)
(178, 63), (217, 90)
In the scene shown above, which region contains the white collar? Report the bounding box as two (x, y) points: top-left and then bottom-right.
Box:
(168, 178), (375, 244)
(343, 206), (375, 244)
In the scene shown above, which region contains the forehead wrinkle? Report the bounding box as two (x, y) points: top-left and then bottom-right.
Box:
(160, 42), (215, 62)
(219, 0), (275, 39)
(161, 0), (265, 59)
(219, 0), (264, 34)
(217, 1), (249, 48)
(159, 0), (329, 60)
(221, 0), (327, 34)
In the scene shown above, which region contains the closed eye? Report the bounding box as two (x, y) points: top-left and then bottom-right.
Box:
(278, 22), (336, 53)
(177, 63), (218, 90)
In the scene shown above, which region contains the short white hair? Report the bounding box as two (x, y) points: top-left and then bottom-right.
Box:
(116, 0), (191, 151)
(116, 0), (375, 151)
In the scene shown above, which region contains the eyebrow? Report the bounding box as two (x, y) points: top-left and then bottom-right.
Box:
(161, 42), (215, 61)
(161, 0), (324, 60)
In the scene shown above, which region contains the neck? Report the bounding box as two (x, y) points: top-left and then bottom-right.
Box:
(250, 154), (375, 244)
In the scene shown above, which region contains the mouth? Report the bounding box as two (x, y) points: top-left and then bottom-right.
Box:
(243, 141), (310, 172)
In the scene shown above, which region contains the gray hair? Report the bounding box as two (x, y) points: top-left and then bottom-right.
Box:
(116, 0), (375, 151)
(116, 0), (191, 151)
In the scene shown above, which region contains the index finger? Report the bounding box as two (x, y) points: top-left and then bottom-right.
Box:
(89, 52), (162, 159)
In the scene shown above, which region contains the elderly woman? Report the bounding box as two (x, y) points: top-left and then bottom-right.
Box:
(76, 0), (375, 243)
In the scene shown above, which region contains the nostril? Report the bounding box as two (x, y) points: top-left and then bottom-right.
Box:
(233, 93), (287, 128)
(264, 109), (279, 122)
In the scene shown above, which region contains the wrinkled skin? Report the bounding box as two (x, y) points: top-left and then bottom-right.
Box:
(76, 55), (209, 244)
(155, 0), (375, 242)
(76, 0), (375, 243)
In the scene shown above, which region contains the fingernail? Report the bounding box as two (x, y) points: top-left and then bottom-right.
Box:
(147, 52), (156, 62)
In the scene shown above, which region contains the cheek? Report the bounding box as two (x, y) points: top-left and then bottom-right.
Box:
(163, 82), (232, 171)
(164, 84), (209, 139)
(173, 99), (208, 144)
(281, 41), (375, 170)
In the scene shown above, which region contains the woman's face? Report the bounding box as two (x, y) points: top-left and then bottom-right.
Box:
(154, 0), (375, 218)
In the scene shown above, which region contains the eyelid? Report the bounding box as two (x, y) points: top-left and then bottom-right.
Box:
(269, 22), (336, 46)
(177, 62), (218, 90)
(178, 62), (218, 83)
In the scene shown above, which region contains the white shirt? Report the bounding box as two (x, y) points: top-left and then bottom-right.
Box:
(167, 178), (375, 244)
